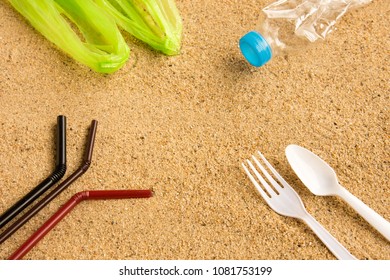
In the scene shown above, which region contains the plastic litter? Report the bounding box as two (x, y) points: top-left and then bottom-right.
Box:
(8, 0), (130, 73)
(0, 115), (66, 229)
(239, 0), (372, 67)
(95, 0), (183, 55)
(0, 120), (97, 244)
(8, 189), (153, 259)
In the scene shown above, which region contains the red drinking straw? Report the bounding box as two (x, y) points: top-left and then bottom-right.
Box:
(8, 189), (153, 260)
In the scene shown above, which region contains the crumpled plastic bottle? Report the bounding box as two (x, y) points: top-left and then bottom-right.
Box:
(239, 0), (372, 67)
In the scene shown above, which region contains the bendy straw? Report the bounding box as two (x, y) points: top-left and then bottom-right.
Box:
(0, 115), (67, 230)
(0, 120), (97, 244)
(8, 189), (153, 260)
(8, 0), (130, 73)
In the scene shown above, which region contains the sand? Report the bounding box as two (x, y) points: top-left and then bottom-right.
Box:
(0, 0), (389, 260)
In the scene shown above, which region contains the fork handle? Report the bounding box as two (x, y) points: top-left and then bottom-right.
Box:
(302, 213), (357, 260)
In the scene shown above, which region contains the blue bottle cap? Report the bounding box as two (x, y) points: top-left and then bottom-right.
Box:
(239, 31), (272, 67)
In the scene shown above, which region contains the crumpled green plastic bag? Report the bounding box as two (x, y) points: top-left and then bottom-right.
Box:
(95, 0), (182, 55)
(9, 0), (130, 73)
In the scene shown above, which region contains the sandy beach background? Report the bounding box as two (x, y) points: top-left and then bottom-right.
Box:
(0, 0), (389, 259)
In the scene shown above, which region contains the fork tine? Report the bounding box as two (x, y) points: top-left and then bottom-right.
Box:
(257, 151), (291, 189)
(252, 153), (283, 193)
(242, 162), (270, 201)
(246, 158), (277, 197)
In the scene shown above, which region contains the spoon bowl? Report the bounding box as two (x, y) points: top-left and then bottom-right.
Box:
(285, 145), (340, 196)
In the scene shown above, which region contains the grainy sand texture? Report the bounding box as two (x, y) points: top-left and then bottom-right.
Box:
(0, 0), (389, 260)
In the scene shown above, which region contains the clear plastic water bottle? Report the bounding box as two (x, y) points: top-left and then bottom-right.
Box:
(239, 0), (372, 67)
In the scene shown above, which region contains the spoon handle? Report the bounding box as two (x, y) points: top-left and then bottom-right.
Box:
(337, 185), (390, 242)
(302, 213), (357, 260)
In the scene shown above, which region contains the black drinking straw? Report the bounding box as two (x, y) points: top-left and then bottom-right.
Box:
(0, 115), (67, 229)
(0, 120), (97, 244)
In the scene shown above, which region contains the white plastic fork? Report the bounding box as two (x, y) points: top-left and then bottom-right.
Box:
(242, 151), (357, 260)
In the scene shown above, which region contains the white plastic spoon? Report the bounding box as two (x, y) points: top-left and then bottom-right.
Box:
(285, 144), (390, 242)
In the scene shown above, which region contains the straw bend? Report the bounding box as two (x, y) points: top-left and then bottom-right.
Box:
(0, 120), (97, 244)
(0, 115), (67, 229)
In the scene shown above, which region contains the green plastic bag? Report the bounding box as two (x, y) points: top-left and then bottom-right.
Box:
(9, 0), (130, 73)
(95, 0), (182, 55)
